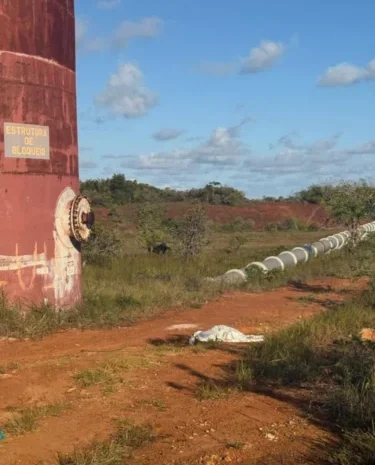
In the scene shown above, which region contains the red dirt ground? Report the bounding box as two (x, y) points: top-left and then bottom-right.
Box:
(95, 202), (333, 230)
(0, 277), (364, 465)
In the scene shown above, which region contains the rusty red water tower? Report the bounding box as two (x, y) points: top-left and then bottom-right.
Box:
(0, 0), (94, 307)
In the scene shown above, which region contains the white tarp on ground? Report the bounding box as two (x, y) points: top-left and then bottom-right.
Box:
(189, 325), (264, 345)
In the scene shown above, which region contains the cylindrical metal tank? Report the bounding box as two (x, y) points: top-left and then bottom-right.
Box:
(0, 0), (93, 308)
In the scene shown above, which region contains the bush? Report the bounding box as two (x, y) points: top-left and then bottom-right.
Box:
(136, 203), (166, 251)
(82, 223), (123, 265)
(171, 204), (211, 261)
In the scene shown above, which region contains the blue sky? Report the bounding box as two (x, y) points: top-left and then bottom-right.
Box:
(75, 0), (375, 198)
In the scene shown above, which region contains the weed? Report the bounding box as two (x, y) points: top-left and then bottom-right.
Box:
(114, 419), (153, 448)
(235, 360), (253, 390)
(74, 369), (113, 388)
(4, 403), (66, 436)
(73, 354), (152, 391)
(196, 381), (230, 401)
(225, 441), (245, 450)
(56, 420), (153, 465)
(330, 430), (375, 465)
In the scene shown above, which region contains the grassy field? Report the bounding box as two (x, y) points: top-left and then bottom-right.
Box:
(0, 227), (363, 340)
(0, 230), (329, 332)
(238, 236), (375, 465)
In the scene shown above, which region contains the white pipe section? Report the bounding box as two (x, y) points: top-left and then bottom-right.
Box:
(241, 221), (375, 278)
(292, 247), (309, 263)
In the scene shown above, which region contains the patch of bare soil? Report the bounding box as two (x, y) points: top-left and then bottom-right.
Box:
(0, 278), (365, 465)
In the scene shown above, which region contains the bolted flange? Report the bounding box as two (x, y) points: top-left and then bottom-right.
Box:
(69, 195), (95, 242)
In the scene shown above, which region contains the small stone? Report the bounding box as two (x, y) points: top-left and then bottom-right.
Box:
(7, 337), (17, 342)
(67, 387), (77, 393)
(210, 428), (215, 432)
(265, 433), (277, 441)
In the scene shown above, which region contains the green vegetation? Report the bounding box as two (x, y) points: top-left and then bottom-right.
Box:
(265, 216), (318, 232)
(3, 403), (67, 436)
(81, 175), (248, 207)
(196, 380), (231, 400)
(323, 180), (375, 243)
(0, 228), (341, 339)
(56, 419), (153, 465)
(238, 238), (375, 464)
(73, 355), (152, 390)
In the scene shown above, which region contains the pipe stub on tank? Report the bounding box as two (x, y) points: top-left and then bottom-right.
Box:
(69, 195), (95, 242)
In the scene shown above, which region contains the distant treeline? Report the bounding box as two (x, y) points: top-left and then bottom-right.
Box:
(80, 174), (327, 207)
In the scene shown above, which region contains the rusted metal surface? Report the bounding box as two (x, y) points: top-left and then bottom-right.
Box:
(0, 0), (82, 307)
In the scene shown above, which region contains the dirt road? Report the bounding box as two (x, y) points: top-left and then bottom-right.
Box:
(0, 278), (364, 465)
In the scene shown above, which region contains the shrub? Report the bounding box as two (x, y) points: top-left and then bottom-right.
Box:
(171, 204), (211, 261)
(136, 203), (166, 251)
(82, 223), (123, 265)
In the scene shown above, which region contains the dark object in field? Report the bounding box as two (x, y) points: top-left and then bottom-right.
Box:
(149, 243), (171, 255)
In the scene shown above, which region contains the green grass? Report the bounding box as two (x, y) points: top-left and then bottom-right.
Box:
(56, 420), (153, 465)
(238, 241), (375, 463)
(330, 430), (375, 465)
(73, 354), (153, 390)
(8, 229), (372, 342)
(196, 381), (231, 401)
(74, 369), (114, 388)
(0, 230), (363, 340)
(3, 403), (67, 436)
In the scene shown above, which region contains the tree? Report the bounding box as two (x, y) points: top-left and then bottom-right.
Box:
(296, 184), (325, 204)
(323, 180), (375, 243)
(137, 203), (166, 251)
(172, 204), (211, 261)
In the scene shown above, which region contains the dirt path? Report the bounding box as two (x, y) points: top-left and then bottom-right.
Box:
(0, 278), (365, 465)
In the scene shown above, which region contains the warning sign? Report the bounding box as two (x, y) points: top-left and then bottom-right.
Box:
(4, 122), (50, 159)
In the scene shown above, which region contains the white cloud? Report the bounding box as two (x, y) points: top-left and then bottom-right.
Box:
(98, 0), (121, 9)
(125, 118), (253, 172)
(319, 59), (375, 86)
(95, 63), (158, 118)
(113, 17), (163, 48)
(245, 133), (375, 178)
(75, 18), (87, 46)
(152, 129), (184, 141)
(197, 40), (285, 76)
(240, 40), (285, 74)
